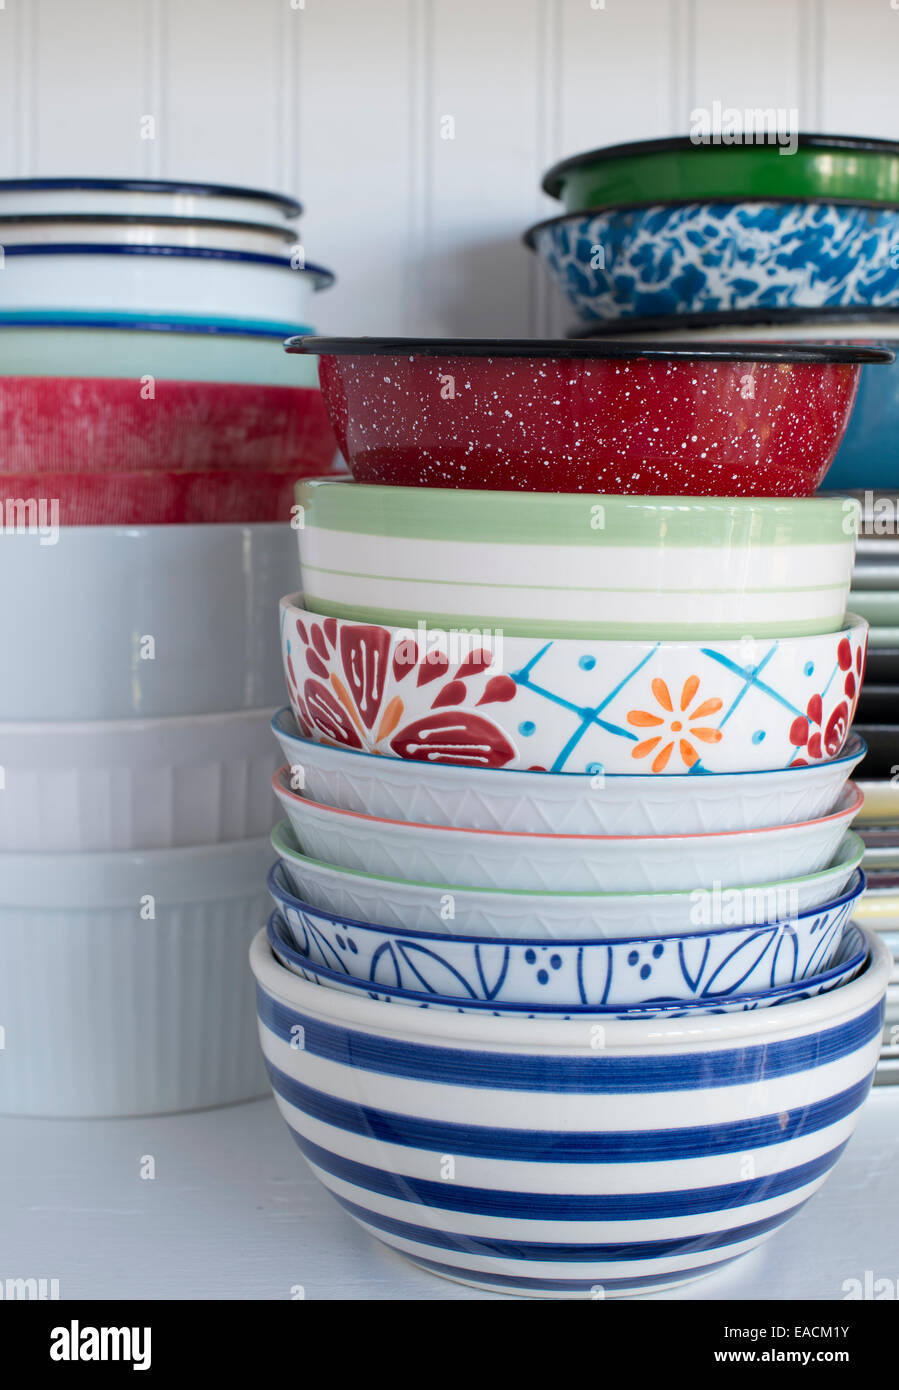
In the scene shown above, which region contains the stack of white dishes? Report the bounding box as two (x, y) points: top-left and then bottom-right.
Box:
(0, 525), (298, 1116)
(0, 173), (332, 1115)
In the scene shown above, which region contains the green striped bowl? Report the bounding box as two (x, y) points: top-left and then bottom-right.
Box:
(295, 481), (859, 641)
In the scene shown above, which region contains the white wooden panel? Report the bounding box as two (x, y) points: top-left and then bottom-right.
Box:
(556, 0), (676, 157)
(294, 0), (419, 335)
(32, 0), (147, 176)
(425, 0), (541, 336)
(691, 0), (803, 120)
(162, 0), (281, 186)
(820, 0), (899, 137)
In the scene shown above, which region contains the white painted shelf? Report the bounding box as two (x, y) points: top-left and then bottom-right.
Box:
(1, 1088), (897, 1301)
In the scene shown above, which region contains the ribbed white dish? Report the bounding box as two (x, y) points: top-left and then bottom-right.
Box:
(0, 709), (280, 851)
(0, 524), (297, 720)
(0, 837), (271, 1116)
(272, 821), (866, 940)
(272, 709), (866, 836)
(274, 775), (863, 894)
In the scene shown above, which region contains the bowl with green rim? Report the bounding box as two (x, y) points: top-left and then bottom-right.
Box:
(542, 133), (899, 212)
(295, 480), (859, 640)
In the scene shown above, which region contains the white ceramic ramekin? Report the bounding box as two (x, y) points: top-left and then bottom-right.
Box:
(0, 524), (298, 720)
(0, 837), (271, 1117)
(0, 709), (280, 851)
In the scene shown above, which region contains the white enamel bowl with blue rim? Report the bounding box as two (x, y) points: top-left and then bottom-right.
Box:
(250, 925), (891, 1298)
(272, 820), (865, 939)
(525, 201), (899, 323)
(0, 245), (333, 323)
(280, 596), (868, 776)
(0, 176), (303, 223)
(0, 315), (318, 386)
(0, 214), (299, 257)
(268, 861), (865, 1009)
(272, 709), (866, 836)
(267, 910), (869, 1016)
(272, 771), (862, 893)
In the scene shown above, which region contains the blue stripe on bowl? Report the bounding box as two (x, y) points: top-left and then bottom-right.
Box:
(408, 1249), (749, 1292)
(255, 986), (885, 1092)
(329, 1190), (812, 1262)
(288, 1125), (848, 1220)
(266, 1060), (873, 1162)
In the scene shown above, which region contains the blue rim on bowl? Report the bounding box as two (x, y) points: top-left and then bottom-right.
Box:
(0, 176), (303, 217)
(266, 907), (869, 1015)
(0, 243), (335, 287)
(0, 310), (316, 338)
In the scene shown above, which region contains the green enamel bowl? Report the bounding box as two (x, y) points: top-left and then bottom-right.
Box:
(295, 480), (860, 640)
(543, 134), (899, 212)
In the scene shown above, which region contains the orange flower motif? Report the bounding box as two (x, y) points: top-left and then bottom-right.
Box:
(627, 675), (723, 773)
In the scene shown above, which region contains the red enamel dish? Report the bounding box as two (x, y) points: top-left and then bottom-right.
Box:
(0, 468), (303, 524)
(0, 376), (337, 474)
(285, 336), (891, 496)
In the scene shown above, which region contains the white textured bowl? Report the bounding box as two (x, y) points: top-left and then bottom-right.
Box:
(272, 709), (866, 836)
(0, 524), (297, 720)
(0, 837), (272, 1117)
(252, 926), (890, 1297)
(272, 820), (865, 939)
(0, 245), (331, 323)
(273, 771), (862, 893)
(0, 708), (280, 851)
(281, 596), (868, 775)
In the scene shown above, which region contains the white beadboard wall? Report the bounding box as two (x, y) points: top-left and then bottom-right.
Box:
(1, 0), (898, 335)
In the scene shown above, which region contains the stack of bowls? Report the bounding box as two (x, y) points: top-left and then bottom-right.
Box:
(0, 176), (341, 523)
(525, 134), (899, 327)
(0, 174), (338, 1117)
(529, 132), (899, 1087)
(248, 335), (892, 1298)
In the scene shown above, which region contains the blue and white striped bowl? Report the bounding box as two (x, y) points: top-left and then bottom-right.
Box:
(250, 926), (890, 1298)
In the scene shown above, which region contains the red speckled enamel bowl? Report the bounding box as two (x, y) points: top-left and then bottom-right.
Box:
(0, 376), (337, 475)
(285, 336), (891, 496)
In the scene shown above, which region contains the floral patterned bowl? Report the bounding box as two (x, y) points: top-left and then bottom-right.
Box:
(267, 860), (865, 1009)
(273, 768), (862, 894)
(279, 595), (868, 776)
(251, 925), (890, 1297)
(267, 908), (869, 1017)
